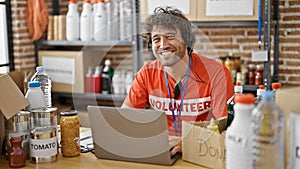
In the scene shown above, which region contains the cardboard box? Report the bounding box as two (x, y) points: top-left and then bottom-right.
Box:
(276, 86), (300, 169)
(38, 50), (102, 94)
(182, 117), (227, 169)
(0, 73), (29, 154)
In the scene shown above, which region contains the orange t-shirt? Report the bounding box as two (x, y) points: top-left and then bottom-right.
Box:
(124, 53), (234, 135)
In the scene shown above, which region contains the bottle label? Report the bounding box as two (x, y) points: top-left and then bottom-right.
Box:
(30, 137), (57, 157)
(226, 132), (247, 147)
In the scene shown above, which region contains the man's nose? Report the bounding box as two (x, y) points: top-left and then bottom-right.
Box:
(159, 37), (169, 49)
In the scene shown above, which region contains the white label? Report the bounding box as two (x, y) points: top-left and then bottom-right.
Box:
(290, 112), (300, 169)
(206, 0), (254, 16)
(42, 56), (75, 85)
(30, 137), (57, 157)
(251, 49), (268, 62)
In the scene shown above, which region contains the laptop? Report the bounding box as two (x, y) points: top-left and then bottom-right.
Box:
(87, 106), (182, 166)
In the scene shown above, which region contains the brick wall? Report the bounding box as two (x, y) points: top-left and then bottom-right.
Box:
(10, 0), (300, 85)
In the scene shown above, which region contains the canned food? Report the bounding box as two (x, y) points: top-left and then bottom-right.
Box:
(31, 107), (57, 127)
(60, 110), (80, 157)
(29, 126), (58, 163)
(5, 111), (31, 131)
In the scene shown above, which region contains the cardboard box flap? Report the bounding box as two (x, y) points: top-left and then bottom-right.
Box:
(0, 74), (29, 119)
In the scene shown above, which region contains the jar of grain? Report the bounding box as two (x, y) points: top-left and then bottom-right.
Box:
(60, 110), (80, 157)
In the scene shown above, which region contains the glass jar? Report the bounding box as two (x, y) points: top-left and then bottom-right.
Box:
(225, 56), (237, 84)
(255, 64), (264, 85)
(8, 137), (26, 168)
(247, 64), (256, 85)
(60, 110), (80, 157)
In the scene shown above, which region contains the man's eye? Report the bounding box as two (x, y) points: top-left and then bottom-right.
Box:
(152, 38), (160, 43)
(167, 35), (175, 40)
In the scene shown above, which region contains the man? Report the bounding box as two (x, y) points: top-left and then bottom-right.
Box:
(122, 6), (234, 155)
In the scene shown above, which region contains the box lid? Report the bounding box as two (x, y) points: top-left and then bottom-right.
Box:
(0, 74), (29, 119)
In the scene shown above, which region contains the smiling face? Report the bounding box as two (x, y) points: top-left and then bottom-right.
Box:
(151, 26), (188, 67)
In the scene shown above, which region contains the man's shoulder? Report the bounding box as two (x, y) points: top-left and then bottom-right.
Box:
(141, 59), (162, 70)
(192, 53), (223, 66)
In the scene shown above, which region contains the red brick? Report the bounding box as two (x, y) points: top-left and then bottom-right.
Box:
(282, 16), (300, 21)
(282, 46), (300, 52)
(210, 30), (245, 36)
(280, 7), (300, 13)
(286, 61), (300, 66)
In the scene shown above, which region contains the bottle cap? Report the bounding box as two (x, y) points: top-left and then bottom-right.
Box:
(257, 85), (265, 96)
(234, 93), (255, 104)
(69, 0), (77, 4)
(60, 110), (78, 116)
(36, 66), (44, 72)
(104, 59), (111, 66)
(262, 90), (274, 100)
(271, 82), (281, 90)
(84, 0), (91, 3)
(234, 82), (243, 93)
(28, 81), (41, 88)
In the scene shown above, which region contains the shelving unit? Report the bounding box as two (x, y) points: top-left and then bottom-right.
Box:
(35, 0), (143, 106)
(36, 0), (278, 106)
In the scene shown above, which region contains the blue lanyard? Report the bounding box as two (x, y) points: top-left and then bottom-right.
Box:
(163, 56), (191, 136)
(258, 0), (262, 49)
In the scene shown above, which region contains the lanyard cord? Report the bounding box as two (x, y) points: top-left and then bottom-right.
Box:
(163, 56), (191, 136)
(258, 0), (262, 49)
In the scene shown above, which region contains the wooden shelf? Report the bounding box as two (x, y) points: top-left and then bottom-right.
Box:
(40, 40), (133, 47)
(53, 92), (126, 102)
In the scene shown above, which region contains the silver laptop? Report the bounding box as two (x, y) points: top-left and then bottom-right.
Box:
(87, 106), (181, 166)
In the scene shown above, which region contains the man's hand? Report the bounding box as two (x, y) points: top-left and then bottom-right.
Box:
(169, 136), (182, 156)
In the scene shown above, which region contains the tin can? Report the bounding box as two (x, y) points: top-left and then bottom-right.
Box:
(31, 107), (57, 127)
(5, 111), (31, 159)
(29, 126), (58, 163)
(5, 111), (31, 131)
(60, 110), (80, 157)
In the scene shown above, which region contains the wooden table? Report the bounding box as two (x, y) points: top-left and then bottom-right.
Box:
(0, 152), (207, 169)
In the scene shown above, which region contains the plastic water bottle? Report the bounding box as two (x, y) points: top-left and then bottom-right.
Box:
(112, 70), (125, 95)
(225, 93), (255, 169)
(80, 0), (93, 41)
(25, 81), (46, 111)
(119, 0), (132, 40)
(106, 0), (119, 40)
(66, 0), (79, 41)
(94, 0), (107, 41)
(251, 90), (285, 169)
(31, 66), (52, 107)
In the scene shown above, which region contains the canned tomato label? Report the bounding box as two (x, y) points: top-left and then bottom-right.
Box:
(31, 107), (57, 127)
(5, 111), (31, 131)
(29, 126), (58, 163)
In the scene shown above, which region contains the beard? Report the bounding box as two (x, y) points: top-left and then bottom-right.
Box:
(154, 43), (187, 67)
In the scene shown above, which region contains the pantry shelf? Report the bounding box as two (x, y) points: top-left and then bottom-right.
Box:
(40, 40), (133, 47)
(53, 92), (126, 102)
